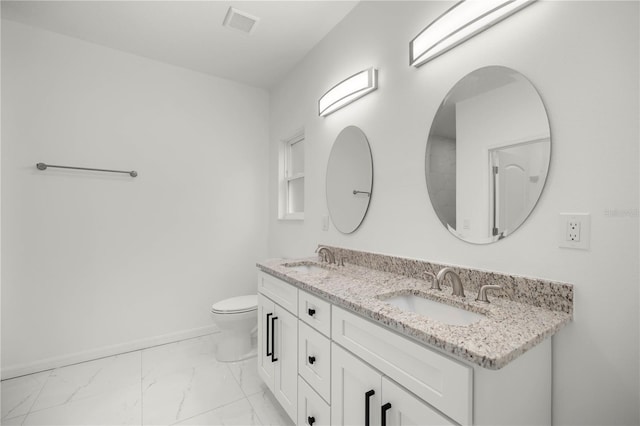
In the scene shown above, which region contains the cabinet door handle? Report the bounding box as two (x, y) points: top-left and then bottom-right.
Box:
(270, 315), (278, 362)
(365, 390), (375, 426)
(381, 402), (392, 426)
(308, 356), (316, 365)
(307, 416), (315, 426)
(265, 313), (272, 357)
(308, 308), (316, 317)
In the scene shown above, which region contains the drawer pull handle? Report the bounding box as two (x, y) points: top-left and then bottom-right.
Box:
(365, 389), (375, 426)
(381, 402), (392, 426)
(270, 316), (278, 362)
(307, 416), (315, 426)
(265, 313), (273, 357)
(308, 356), (316, 365)
(308, 308), (316, 317)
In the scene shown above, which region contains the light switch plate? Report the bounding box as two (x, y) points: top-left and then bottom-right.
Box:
(559, 213), (590, 249)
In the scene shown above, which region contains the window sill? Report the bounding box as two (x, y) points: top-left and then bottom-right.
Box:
(279, 213), (304, 221)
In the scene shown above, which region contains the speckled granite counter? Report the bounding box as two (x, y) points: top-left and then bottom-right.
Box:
(257, 247), (573, 370)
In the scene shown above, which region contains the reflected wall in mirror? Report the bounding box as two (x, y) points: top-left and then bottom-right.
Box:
(426, 66), (550, 244)
(326, 126), (373, 234)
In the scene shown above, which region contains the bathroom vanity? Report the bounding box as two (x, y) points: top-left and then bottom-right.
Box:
(256, 247), (572, 426)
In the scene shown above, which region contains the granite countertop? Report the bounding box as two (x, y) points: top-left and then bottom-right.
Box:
(257, 256), (572, 370)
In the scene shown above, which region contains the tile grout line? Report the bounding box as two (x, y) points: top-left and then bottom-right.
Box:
(15, 352), (141, 417)
(245, 394), (267, 426)
(226, 358), (266, 425)
(167, 394), (253, 426)
(20, 369), (55, 425)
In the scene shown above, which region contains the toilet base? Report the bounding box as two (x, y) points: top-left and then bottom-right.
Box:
(215, 331), (256, 362)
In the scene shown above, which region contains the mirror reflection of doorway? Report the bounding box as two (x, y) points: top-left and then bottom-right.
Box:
(490, 138), (548, 238)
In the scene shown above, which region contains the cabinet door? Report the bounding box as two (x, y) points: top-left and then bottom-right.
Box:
(332, 343), (382, 426)
(381, 377), (455, 426)
(332, 306), (471, 425)
(257, 294), (275, 388)
(273, 303), (298, 422)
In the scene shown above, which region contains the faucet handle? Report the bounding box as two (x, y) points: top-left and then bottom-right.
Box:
(475, 284), (503, 303)
(424, 271), (439, 291)
(338, 257), (346, 267)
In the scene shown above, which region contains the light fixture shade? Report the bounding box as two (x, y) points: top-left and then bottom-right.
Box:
(410, 0), (536, 67)
(318, 68), (378, 117)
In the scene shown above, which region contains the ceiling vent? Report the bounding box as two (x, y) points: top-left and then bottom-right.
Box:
(223, 7), (259, 35)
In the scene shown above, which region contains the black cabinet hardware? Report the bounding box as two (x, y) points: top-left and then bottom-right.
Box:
(381, 402), (392, 426)
(365, 389), (375, 426)
(270, 315), (278, 362)
(265, 313), (272, 357)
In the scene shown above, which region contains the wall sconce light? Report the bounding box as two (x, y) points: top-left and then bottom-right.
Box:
(410, 0), (536, 67)
(318, 67), (378, 117)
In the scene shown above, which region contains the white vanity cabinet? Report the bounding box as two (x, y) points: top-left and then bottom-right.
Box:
(257, 270), (552, 426)
(257, 273), (298, 422)
(332, 343), (454, 426)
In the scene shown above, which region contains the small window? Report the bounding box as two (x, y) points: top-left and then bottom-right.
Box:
(280, 131), (305, 220)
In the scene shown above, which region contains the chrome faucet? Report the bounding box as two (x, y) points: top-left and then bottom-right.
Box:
(315, 246), (336, 264)
(436, 267), (465, 297)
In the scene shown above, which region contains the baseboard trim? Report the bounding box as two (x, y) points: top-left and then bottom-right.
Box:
(1, 324), (220, 380)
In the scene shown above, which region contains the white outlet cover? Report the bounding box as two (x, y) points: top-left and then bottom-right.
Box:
(559, 213), (591, 250)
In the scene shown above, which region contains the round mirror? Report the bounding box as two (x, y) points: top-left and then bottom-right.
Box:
(426, 66), (550, 244)
(326, 126), (373, 234)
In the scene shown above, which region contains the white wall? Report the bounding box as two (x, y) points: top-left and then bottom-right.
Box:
(268, 1), (639, 425)
(1, 20), (269, 377)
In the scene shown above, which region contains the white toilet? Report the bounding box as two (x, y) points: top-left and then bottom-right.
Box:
(210, 294), (258, 362)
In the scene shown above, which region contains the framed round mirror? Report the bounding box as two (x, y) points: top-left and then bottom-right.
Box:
(326, 126), (373, 234)
(426, 66), (551, 244)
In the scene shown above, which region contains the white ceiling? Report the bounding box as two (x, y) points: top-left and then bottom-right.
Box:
(1, 1), (359, 89)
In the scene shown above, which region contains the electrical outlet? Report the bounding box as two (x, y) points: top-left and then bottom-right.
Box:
(566, 220), (580, 242)
(559, 213), (590, 249)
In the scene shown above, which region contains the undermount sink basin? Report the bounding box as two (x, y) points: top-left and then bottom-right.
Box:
(382, 294), (485, 326)
(283, 262), (327, 273)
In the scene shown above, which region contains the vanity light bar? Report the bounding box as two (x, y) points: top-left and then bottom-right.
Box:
(318, 68), (378, 117)
(410, 0), (536, 67)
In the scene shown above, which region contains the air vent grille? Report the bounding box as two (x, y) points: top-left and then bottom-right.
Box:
(223, 7), (259, 34)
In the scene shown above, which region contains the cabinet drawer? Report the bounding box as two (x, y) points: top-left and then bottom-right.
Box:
(332, 306), (472, 426)
(298, 321), (331, 402)
(258, 271), (298, 315)
(298, 290), (331, 337)
(298, 377), (331, 426)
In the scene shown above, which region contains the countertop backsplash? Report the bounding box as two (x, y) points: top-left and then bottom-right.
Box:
(324, 245), (573, 315)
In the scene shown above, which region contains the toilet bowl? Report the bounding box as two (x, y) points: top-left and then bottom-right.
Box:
(211, 295), (258, 362)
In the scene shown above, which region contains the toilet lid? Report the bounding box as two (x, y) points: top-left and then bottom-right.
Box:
(211, 295), (257, 314)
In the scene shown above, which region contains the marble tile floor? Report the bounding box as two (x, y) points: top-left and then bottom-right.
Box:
(1, 334), (294, 426)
